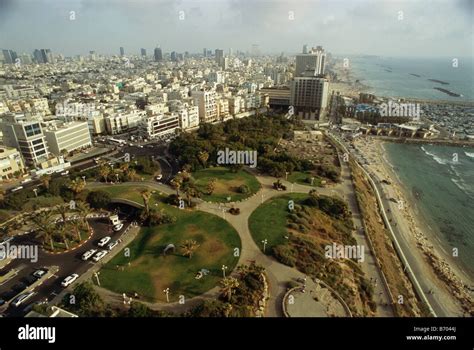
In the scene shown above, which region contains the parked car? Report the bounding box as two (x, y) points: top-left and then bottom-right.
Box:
(98, 236), (111, 247)
(61, 273), (79, 287)
(113, 223), (123, 232)
(12, 292), (35, 307)
(32, 268), (48, 279)
(155, 174), (163, 181)
(107, 241), (119, 251)
(81, 249), (97, 261)
(92, 250), (108, 262)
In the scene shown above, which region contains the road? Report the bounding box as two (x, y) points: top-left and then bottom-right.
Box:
(0, 210), (134, 317)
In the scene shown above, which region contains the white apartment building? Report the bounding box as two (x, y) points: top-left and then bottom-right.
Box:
(0, 146), (25, 181)
(105, 109), (145, 135)
(217, 98), (230, 120)
(138, 113), (180, 139)
(228, 96), (243, 115)
(295, 48), (326, 77)
(208, 71), (225, 84)
(191, 90), (218, 123)
(177, 106), (200, 130)
(0, 113), (49, 166)
(44, 121), (92, 156)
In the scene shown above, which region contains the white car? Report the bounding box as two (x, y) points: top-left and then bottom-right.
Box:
(81, 249), (97, 261)
(32, 269), (48, 279)
(92, 250), (108, 262)
(61, 274), (79, 287)
(113, 223), (123, 232)
(155, 174), (163, 181)
(98, 236), (111, 247)
(107, 241), (119, 251)
(12, 292), (35, 307)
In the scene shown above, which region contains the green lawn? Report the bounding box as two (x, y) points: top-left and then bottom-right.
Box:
(193, 167), (261, 203)
(248, 193), (308, 254)
(99, 207), (241, 302)
(287, 171), (322, 188)
(22, 196), (65, 211)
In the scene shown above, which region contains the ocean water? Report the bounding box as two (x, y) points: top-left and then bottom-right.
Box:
(384, 142), (474, 279)
(349, 56), (474, 101)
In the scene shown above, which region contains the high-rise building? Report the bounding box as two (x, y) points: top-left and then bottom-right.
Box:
(290, 77), (329, 120)
(170, 51), (178, 62)
(140, 48), (147, 57)
(295, 46), (326, 77)
(2, 50), (17, 64)
(303, 44), (308, 54)
(43, 121), (92, 156)
(251, 44), (260, 57)
(89, 51), (96, 61)
(154, 47), (163, 61)
(191, 90), (218, 123)
(203, 48), (207, 57)
(120, 47), (125, 56)
(215, 49), (224, 64)
(33, 49), (43, 63)
(0, 113), (49, 165)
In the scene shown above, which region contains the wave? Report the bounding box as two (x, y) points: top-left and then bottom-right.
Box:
(464, 152), (474, 158)
(420, 146), (449, 165)
(450, 165), (474, 199)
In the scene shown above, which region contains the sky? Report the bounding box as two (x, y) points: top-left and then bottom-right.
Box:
(0, 0), (472, 57)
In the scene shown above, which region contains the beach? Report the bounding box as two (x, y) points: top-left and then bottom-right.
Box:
(352, 137), (474, 315)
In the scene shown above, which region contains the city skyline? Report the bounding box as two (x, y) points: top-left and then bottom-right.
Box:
(0, 0), (472, 58)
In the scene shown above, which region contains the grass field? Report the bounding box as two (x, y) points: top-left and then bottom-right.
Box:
(287, 171), (322, 188)
(99, 206), (241, 302)
(193, 167), (261, 202)
(248, 193), (308, 254)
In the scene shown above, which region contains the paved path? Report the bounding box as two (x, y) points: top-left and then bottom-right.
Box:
(88, 170), (394, 316)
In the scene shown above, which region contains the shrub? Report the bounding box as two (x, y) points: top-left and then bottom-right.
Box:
(237, 184), (250, 194)
(87, 190), (112, 209)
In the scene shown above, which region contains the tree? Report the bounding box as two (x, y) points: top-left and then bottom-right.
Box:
(140, 189), (152, 217)
(76, 201), (92, 231)
(180, 239), (200, 258)
(197, 151), (209, 167)
(169, 176), (182, 196)
(66, 282), (106, 317)
(206, 178), (217, 195)
(98, 164), (111, 183)
(31, 211), (56, 251)
(57, 224), (70, 250)
(56, 204), (69, 224)
(40, 174), (52, 191)
(68, 178), (85, 197)
(86, 190), (111, 209)
(219, 277), (239, 302)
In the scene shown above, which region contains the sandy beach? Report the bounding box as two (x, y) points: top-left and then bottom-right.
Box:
(353, 137), (474, 315)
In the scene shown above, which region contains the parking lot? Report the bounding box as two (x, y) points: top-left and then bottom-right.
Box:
(0, 208), (135, 317)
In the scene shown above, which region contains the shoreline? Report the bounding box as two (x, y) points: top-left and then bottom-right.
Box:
(361, 138), (473, 314)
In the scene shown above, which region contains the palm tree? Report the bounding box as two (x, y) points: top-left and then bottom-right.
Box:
(180, 239), (200, 259)
(31, 211), (56, 251)
(57, 225), (70, 250)
(68, 178), (85, 197)
(197, 151), (209, 167)
(56, 204), (69, 224)
(140, 189), (152, 217)
(76, 201), (92, 231)
(40, 174), (52, 191)
(98, 164), (111, 183)
(219, 277), (239, 302)
(170, 176), (182, 196)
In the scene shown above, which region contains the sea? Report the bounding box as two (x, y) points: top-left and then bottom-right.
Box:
(384, 143), (474, 280)
(349, 56), (474, 281)
(349, 56), (474, 101)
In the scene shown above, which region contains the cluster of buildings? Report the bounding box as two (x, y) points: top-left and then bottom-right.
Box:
(0, 44), (333, 181)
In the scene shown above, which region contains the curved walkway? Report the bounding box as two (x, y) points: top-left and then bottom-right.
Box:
(88, 171), (393, 317)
